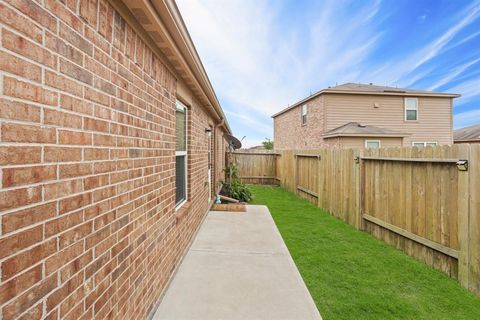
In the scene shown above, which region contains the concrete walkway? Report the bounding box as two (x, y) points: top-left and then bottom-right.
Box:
(153, 205), (321, 320)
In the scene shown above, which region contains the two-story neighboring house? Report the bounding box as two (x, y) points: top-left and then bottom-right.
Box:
(272, 83), (460, 150)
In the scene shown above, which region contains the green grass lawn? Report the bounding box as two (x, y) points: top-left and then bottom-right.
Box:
(250, 185), (480, 320)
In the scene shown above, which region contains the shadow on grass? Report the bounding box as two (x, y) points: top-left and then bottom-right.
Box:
(250, 185), (480, 320)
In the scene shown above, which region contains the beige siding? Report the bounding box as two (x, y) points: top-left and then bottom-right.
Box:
(324, 94), (453, 146)
(337, 137), (403, 149)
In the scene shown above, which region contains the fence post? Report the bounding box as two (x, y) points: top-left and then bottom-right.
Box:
(468, 144), (480, 293)
(457, 143), (471, 289)
(294, 153), (298, 196)
(353, 148), (362, 230)
(317, 150), (323, 209)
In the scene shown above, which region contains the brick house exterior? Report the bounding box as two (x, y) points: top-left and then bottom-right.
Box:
(0, 1), (231, 319)
(273, 83), (459, 150)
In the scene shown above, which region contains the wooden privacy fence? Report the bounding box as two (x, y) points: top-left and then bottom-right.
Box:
(229, 144), (480, 295)
(228, 152), (280, 185)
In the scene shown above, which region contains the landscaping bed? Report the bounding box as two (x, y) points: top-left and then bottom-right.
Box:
(250, 185), (480, 320)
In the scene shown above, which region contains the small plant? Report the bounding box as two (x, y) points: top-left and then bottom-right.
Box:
(224, 163), (239, 182)
(224, 179), (252, 202)
(222, 162), (252, 202)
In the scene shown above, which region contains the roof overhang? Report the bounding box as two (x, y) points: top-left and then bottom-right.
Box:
(454, 139), (480, 143)
(111, 0), (231, 134)
(322, 90), (461, 98)
(272, 90), (461, 118)
(323, 133), (409, 139)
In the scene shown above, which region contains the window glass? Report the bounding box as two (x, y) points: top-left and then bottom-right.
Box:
(301, 104), (307, 124)
(176, 100), (187, 207)
(405, 98), (418, 121)
(413, 142), (437, 148)
(366, 140), (380, 149)
(406, 110), (417, 121)
(176, 106), (186, 151)
(405, 98), (418, 109)
(175, 155), (186, 206)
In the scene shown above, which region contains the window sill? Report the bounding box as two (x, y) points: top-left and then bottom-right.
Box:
(174, 201), (191, 224)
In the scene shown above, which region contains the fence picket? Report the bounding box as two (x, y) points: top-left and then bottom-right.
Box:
(229, 144), (480, 295)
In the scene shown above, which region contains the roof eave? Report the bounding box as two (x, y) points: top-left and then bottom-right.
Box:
(323, 90), (461, 98)
(117, 0), (232, 134)
(323, 133), (410, 139)
(454, 139), (480, 142)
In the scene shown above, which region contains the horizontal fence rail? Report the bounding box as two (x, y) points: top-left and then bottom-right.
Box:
(229, 144), (480, 295)
(228, 152), (279, 185)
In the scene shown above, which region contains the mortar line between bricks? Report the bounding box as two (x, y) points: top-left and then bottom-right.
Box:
(0, 55), (174, 131)
(0, 115), (174, 142)
(0, 189), (170, 241)
(0, 162), (169, 190)
(0, 169), (163, 217)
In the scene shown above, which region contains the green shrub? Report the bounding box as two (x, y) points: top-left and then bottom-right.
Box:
(223, 179), (252, 202)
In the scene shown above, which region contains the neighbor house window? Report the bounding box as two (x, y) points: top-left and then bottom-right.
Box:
(301, 104), (307, 125)
(413, 142), (437, 148)
(176, 100), (187, 207)
(365, 140), (381, 149)
(405, 98), (418, 121)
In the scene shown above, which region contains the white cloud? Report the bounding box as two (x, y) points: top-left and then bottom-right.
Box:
(368, 1), (480, 86)
(454, 109), (480, 129)
(428, 58), (480, 91)
(448, 77), (480, 105)
(409, 2), (480, 73)
(418, 14), (428, 22)
(224, 110), (272, 136)
(444, 29), (480, 51)
(177, 0), (480, 142)
(177, 0), (384, 119)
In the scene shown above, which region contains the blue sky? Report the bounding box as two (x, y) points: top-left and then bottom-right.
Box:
(177, 0), (480, 147)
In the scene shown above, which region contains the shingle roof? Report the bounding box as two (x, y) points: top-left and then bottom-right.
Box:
(323, 83), (437, 94)
(323, 122), (409, 138)
(272, 82), (461, 118)
(454, 123), (480, 142)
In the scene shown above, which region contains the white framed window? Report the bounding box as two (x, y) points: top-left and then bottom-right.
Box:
(365, 140), (381, 149)
(405, 97), (418, 121)
(301, 104), (307, 125)
(175, 100), (187, 208)
(412, 142), (437, 148)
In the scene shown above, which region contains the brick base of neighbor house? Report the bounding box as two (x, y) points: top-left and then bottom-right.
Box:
(273, 95), (331, 150)
(0, 1), (227, 319)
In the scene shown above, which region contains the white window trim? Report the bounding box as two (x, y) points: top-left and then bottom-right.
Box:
(412, 141), (437, 147)
(404, 97), (418, 121)
(175, 100), (188, 210)
(365, 139), (381, 149)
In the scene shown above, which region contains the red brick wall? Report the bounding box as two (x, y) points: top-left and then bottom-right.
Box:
(273, 95), (329, 150)
(0, 1), (221, 319)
